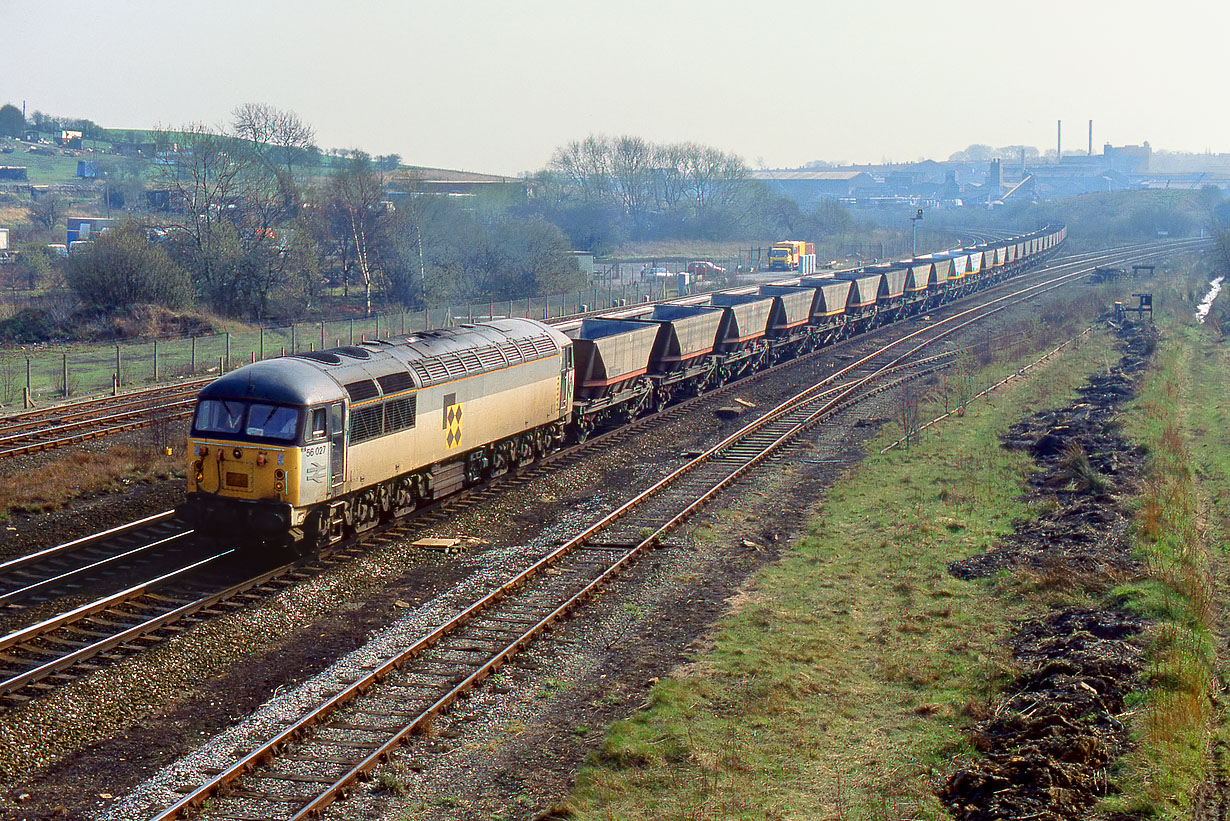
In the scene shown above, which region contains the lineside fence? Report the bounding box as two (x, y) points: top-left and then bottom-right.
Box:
(0, 278), (700, 409)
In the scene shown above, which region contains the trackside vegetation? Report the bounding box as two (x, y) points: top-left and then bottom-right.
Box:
(559, 325), (1124, 818)
(1107, 276), (1229, 815)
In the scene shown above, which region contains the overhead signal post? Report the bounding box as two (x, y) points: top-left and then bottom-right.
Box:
(911, 209), (924, 256)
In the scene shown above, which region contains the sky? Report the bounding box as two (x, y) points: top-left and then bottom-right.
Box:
(2, 0), (1226, 176)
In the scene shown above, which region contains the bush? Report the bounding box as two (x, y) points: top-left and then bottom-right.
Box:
(67, 223), (192, 311)
(0, 307), (57, 342)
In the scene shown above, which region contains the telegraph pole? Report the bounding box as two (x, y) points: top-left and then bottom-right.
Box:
(910, 209), (923, 256)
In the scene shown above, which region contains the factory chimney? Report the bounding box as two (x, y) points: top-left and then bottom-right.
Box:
(1088, 120), (1093, 155)
(1057, 120), (1062, 163)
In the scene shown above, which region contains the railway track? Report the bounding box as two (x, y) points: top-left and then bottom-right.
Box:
(137, 240), (1198, 820)
(0, 382), (202, 458)
(0, 239), (1200, 709)
(0, 511), (188, 611)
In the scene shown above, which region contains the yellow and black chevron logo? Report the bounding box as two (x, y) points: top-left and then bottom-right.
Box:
(444, 396), (463, 449)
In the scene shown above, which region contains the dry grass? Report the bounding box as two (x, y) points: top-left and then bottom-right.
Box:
(0, 443), (180, 519)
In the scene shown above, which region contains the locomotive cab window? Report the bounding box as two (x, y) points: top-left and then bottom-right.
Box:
(194, 399), (246, 435)
(308, 408), (328, 441)
(192, 400), (302, 443)
(246, 403), (300, 441)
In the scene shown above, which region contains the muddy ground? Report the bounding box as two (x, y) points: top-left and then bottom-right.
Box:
(942, 319), (1162, 821)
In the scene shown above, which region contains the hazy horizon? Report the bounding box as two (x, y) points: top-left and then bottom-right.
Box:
(3, 0), (1224, 176)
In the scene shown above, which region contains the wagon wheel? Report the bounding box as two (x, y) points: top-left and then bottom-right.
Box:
(569, 418), (594, 444)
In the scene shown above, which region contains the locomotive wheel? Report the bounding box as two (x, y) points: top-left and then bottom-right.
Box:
(353, 489), (380, 532)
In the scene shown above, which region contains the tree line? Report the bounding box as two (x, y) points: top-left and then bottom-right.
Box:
(15, 105), (583, 323)
(3, 102), (864, 333)
(519, 134), (860, 253)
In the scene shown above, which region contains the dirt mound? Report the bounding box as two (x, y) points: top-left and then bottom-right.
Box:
(942, 609), (1145, 821)
(948, 322), (1157, 583)
(942, 319), (1159, 819)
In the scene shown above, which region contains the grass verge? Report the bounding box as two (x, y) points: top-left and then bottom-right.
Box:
(559, 326), (1121, 819)
(1108, 302), (1229, 815)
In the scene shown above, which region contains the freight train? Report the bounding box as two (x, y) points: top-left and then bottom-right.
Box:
(181, 225), (1066, 551)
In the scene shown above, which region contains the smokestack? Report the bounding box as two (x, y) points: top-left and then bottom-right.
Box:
(1088, 120), (1093, 155)
(1057, 120), (1062, 162)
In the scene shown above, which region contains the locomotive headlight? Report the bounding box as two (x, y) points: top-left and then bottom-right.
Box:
(275, 481), (285, 491)
(233, 448), (242, 459)
(256, 453), (267, 466)
(275, 469), (285, 480)
(199, 446), (208, 457)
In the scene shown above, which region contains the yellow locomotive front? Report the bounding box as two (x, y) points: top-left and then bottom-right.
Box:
(181, 359), (348, 544)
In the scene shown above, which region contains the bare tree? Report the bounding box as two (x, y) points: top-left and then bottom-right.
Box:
(326, 152), (387, 316)
(897, 384), (922, 449)
(651, 142), (689, 212)
(231, 103), (316, 212)
(610, 135), (653, 220)
(231, 103), (316, 177)
(153, 124), (254, 315)
(29, 193), (67, 232)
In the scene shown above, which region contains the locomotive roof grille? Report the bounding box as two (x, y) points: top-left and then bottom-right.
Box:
(336, 346), (372, 360)
(294, 352), (344, 365)
(376, 372), (415, 394)
(440, 354), (469, 378)
(391, 333), (555, 388)
(499, 341), (526, 366)
(345, 379), (379, 402)
(531, 336), (557, 357)
(477, 347), (507, 369)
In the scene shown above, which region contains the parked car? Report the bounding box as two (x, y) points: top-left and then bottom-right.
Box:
(640, 266), (671, 279)
(686, 261), (726, 277)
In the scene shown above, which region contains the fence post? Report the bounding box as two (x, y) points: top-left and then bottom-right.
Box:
(259, 327), (265, 360)
(400, 312), (405, 335)
(191, 337), (196, 374)
(349, 319), (354, 344)
(115, 345), (121, 388)
(153, 339), (158, 382)
(320, 321), (325, 350)
(225, 332), (231, 369)
(219, 355), (225, 375)
(24, 358), (31, 408)
(290, 325), (296, 354)
(62, 353), (69, 397)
